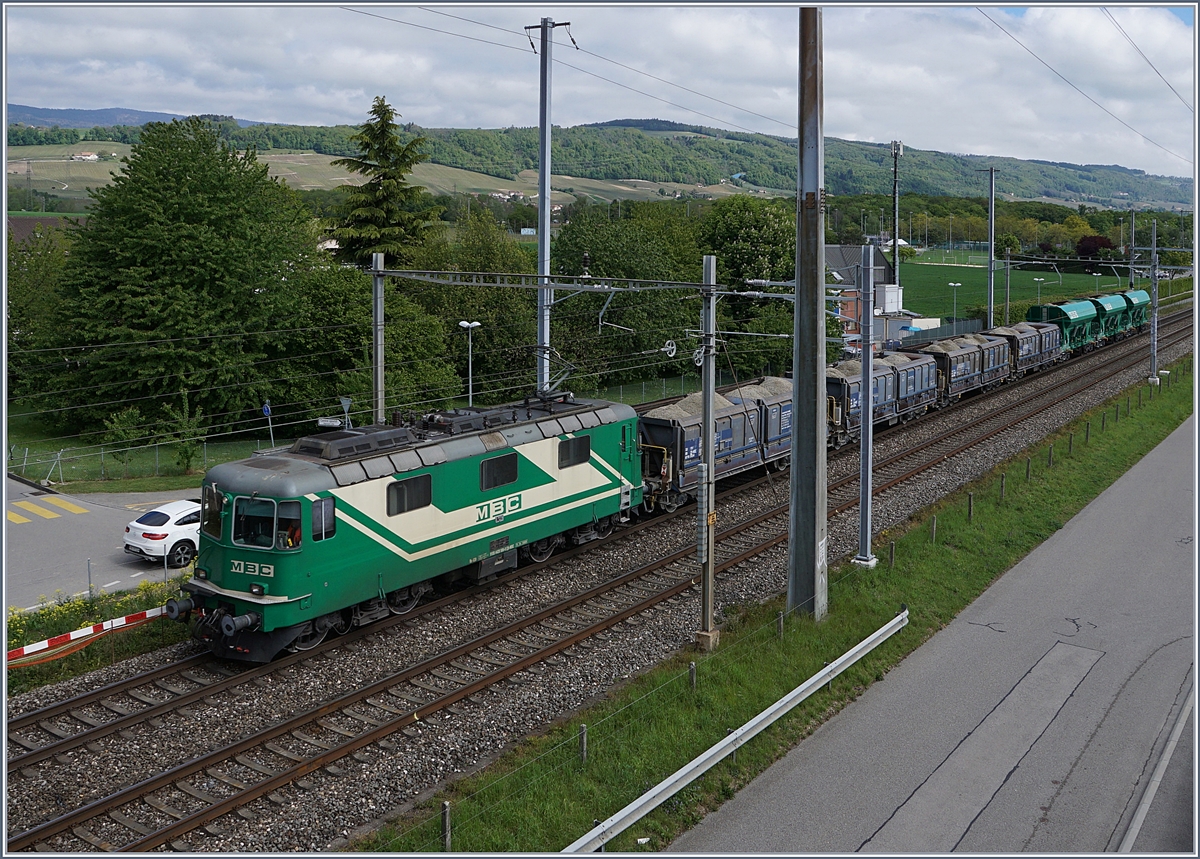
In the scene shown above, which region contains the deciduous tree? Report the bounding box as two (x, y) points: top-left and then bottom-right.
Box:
(57, 117), (317, 435)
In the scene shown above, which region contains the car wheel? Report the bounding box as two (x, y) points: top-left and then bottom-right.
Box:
(168, 541), (196, 569)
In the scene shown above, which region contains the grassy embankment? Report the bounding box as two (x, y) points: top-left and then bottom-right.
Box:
(349, 357), (1192, 853)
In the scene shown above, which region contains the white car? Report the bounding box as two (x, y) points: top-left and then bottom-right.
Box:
(124, 499), (201, 568)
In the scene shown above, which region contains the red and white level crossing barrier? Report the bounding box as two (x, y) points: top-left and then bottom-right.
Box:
(6, 606), (167, 668)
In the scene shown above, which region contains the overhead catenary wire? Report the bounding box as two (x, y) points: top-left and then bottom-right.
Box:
(1101, 7), (1193, 114)
(415, 5), (794, 132)
(976, 7), (1193, 166)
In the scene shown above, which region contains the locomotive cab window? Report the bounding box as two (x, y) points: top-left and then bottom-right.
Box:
(233, 497), (277, 549)
(558, 436), (591, 469)
(481, 452), (518, 490)
(388, 473), (432, 515)
(201, 485), (223, 539)
(312, 497), (336, 542)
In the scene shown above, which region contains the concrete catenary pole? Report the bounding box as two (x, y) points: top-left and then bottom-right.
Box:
(853, 242), (877, 569)
(696, 255), (719, 650)
(534, 17), (564, 393)
(372, 252), (386, 424)
(788, 7), (828, 620)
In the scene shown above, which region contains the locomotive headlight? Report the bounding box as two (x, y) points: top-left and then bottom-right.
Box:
(195, 568), (208, 579)
(249, 583), (265, 596)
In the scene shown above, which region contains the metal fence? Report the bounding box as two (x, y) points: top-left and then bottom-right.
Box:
(6, 437), (284, 485)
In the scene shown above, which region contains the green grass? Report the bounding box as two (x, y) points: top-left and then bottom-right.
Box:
(898, 261), (1191, 320)
(6, 405), (283, 492)
(351, 356), (1193, 853)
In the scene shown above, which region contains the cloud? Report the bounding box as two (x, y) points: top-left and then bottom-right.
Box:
(4, 4), (1195, 179)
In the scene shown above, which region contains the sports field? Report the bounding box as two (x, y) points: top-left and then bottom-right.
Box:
(899, 260), (1140, 320)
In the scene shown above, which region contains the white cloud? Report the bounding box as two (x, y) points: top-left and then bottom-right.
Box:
(3, 4), (1195, 180)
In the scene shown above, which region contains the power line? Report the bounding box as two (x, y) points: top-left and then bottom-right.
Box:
(339, 6), (531, 55)
(976, 8), (1193, 166)
(416, 6), (793, 132)
(347, 5), (783, 138)
(1101, 7), (1194, 114)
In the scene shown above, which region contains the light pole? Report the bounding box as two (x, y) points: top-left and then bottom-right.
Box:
(1033, 277), (1045, 304)
(948, 215), (954, 254)
(1119, 216), (1125, 255)
(458, 320), (481, 406)
(1091, 271), (1101, 294)
(949, 282), (962, 335)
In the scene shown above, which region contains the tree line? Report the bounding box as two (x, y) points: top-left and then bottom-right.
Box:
(7, 101), (843, 470)
(11, 116), (1191, 204)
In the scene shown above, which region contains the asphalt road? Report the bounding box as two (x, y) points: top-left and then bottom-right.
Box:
(4, 477), (198, 610)
(669, 415), (1195, 853)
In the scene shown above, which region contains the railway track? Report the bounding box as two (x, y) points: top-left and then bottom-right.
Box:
(7, 313), (1190, 851)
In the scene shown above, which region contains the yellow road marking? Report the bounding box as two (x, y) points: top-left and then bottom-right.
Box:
(7, 510), (32, 524)
(42, 496), (89, 514)
(13, 501), (60, 519)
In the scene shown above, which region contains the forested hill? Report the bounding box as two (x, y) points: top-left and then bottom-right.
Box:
(7, 109), (1191, 206)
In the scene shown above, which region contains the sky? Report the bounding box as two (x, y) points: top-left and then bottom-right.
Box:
(3, 3), (1197, 183)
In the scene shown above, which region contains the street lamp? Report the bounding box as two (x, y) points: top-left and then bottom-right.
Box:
(1091, 272), (1101, 294)
(948, 282), (962, 335)
(458, 320), (481, 406)
(1033, 277), (1045, 304)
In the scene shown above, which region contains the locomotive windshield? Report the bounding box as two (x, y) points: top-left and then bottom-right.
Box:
(232, 497), (303, 550)
(201, 484), (223, 539)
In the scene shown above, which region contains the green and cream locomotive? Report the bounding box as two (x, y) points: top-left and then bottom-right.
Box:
(167, 393), (642, 661)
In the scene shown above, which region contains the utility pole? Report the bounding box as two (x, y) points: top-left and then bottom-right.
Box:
(853, 242), (877, 569)
(983, 167), (996, 328)
(1150, 220), (1159, 381)
(372, 253), (386, 424)
(1004, 248), (1011, 326)
(1130, 210), (1137, 287)
(788, 7), (828, 620)
(527, 17), (571, 392)
(696, 256), (718, 650)
(892, 140), (902, 292)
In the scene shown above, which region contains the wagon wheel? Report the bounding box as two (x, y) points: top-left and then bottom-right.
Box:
(659, 496), (679, 514)
(290, 626), (327, 652)
(387, 587), (421, 615)
(523, 538), (556, 564)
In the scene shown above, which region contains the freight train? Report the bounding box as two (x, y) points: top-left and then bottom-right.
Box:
(166, 289), (1150, 661)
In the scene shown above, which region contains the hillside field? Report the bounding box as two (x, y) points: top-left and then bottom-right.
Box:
(7, 144), (773, 207)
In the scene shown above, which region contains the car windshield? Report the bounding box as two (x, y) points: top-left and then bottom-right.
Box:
(135, 511), (171, 527)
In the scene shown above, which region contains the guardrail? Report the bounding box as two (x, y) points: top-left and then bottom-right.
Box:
(562, 606), (910, 853)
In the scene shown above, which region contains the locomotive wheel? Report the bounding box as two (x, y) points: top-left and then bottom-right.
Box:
(523, 538), (556, 563)
(595, 516), (615, 539)
(290, 627), (328, 651)
(387, 587), (421, 615)
(332, 610), (352, 636)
